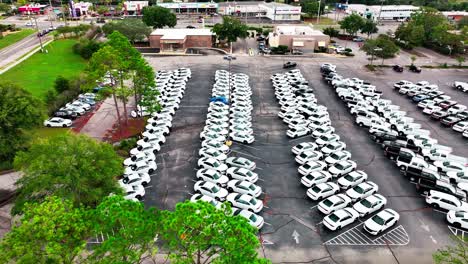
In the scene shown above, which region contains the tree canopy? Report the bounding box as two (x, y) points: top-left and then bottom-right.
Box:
(361, 34), (399, 64)
(361, 19), (378, 37)
(339, 14), (366, 36)
(433, 236), (468, 264)
(0, 82), (46, 167)
(102, 19), (152, 43)
(213, 16), (249, 44)
(301, 0), (324, 17)
(13, 133), (123, 214)
(142, 6), (176, 28)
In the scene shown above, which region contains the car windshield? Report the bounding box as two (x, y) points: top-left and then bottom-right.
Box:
(211, 186), (220, 193)
(361, 199), (372, 208)
(212, 173), (220, 180)
(323, 199), (334, 207)
(249, 214), (257, 222)
(249, 198), (257, 205)
(371, 215), (385, 225)
(303, 164), (311, 170)
(328, 214), (340, 222)
(312, 186), (321, 192)
(344, 175), (354, 181)
(354, 186), (365, 194)
(330, 153), (339, 159)
(248, 184), (256, 191)
(335, 163), (345, 170)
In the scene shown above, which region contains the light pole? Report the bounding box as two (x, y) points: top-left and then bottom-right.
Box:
(316, 0), (321, 24)
(48, 0), (54, 28)
(33, 16), (45, 52)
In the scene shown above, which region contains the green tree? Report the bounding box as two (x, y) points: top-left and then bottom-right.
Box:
(54, 75), (70, 93)
(361, 19), (378, 38)
(13, 133), (123, 214)
(433, 236), (468, 264)
(301, 0), (324, 17)
(456, 56), (465, 67)
(213, 16), (249, 54)
(0, 83), (46, 167)
(458, 17), (468, 30)
(133, 57), (159, 113)
(339, 13), (366, 37)
(0, 196), (92, 264)
(142, 6), (176, 28)
(0, 3), (11, 13)
(361, 35), (399, 65)
(158, 201), (270, 264)
(88, 195), (160, 263)
(323, 27), (340, 37)
(102, 19), (152, 44)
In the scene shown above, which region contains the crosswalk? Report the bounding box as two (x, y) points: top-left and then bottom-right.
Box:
(324, 223), (409, 246)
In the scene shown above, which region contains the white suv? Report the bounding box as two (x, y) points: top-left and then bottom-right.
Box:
(425, 190), (468, 211)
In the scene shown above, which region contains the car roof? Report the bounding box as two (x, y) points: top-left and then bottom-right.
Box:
(333, 209), (352, 218)
(378, 209), (397, 220)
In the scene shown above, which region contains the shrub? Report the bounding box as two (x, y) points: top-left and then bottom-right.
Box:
(54, 76), (70, 93)
(73, 39), (101, 59)
(114, 137), (138, 156)
(323, 27), (340, 38)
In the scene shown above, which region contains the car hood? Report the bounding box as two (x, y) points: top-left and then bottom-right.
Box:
(364, 219), (381, 232)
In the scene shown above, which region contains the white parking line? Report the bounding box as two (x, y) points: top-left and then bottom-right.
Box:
(324, 224), (409, 246)
(448, 226), (468, 240)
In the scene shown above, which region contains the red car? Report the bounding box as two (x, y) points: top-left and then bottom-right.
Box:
(439, 100), (457, 109)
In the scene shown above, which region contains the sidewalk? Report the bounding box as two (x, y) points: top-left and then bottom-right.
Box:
(80, 96), (135, 141)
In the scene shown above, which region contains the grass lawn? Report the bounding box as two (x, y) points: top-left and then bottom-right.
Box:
(0, 39), (87, 100)
(33, 127), (70, 139)
(0, 29), (35, 50)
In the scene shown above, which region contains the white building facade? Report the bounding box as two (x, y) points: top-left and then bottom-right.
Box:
(260, 3), (301, 21)
(346, 4), (419, 21)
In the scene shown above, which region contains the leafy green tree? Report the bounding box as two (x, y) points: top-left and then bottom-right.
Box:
(339, 14), (366, 37)
(301, 0), (323, 17)
(0, 83), (46, 167)
(411, 7), (448, 41)
(158, 201), (270, 264)
(456, 56), (465, 67)
(361, 19), (378, 38)
(133, 57), (159, 114)
(0, 3), (11, 13)
(0, 196), (92, 264)
(433, 236), (468, 264)
(54, 75), (70, 93)
(323, 27), (340, 37)
(361, 35), (399, 65)
(213, 16), (249, 54)
(102, 19), (152, 43)
(142, 6), (176, 28)
(88, 195), (160, 263)
(13, 133), (123, 214)
(458, 17), (468, 30)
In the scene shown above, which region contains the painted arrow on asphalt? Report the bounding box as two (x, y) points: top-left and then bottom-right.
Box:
(292, 230), (300, 244)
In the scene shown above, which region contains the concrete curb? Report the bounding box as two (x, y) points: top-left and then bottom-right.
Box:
(0, 38), (54, 75)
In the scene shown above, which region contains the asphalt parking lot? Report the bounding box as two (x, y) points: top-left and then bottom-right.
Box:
(144, 55), (468, 264)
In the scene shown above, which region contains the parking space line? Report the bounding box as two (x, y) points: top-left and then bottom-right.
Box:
(324, 224), (409, 246)
(448, 226), (467, 240)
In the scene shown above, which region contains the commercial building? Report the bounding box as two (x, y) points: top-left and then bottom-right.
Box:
(443, 11), (468, 22)
(346, 4), (419, 21)
(18, 4), (48, 15)
(268, 25), (330, 53)
(156, 2), (218, 14)
(123, 1), (148, 16)
(218, 1), (301, 21)
(149, 28), (213, 53)
(70, 2), (92, 17)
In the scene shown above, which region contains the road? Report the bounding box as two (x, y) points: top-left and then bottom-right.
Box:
(0, 33), (52, 71)
(144, 54), (468, 264)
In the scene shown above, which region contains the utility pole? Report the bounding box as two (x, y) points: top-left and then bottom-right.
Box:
(48, 0), (54, 28)
(33, 16), (44, 52)
(316, 0), (321, 24)
(377, 0), (384, 23)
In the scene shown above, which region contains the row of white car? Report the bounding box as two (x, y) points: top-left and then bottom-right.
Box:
(273, 68), (400, 235)
(324, 65), (468, 230)
(190, 70), (264, 230)
(43, 93), (98, 128)
(393, 80), (468, 138)
(119, 68), (192, 201)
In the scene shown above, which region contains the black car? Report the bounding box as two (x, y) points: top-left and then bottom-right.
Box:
(393, 65), (404, 72)
(186, 25), (196, 29)
(383, 140), (420, 152)
(415, 178), (465, 200)
(54, 109), (78, 119)
(409, 65), (422, 73)
(403, 166), (440, 182)
(370, 132), (406, 144)
(283, 62), (297, 69)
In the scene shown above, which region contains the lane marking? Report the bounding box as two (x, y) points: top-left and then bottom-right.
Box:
(324, 224), (409, 246)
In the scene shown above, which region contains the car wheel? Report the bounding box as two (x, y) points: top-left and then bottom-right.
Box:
(358, 123), (363, 127)
(244, 140), (248, 144)
(432, 203), (439, 209)
(399, 165), (406, 171)
(62, 124), (67, 128)
(136, 195), (142, 200)
(454, 222), (462, 228)
(46, 124), (51, 127)
(142, 181), (148, 187)
(149, 169), (154, 174)
(391, 125), (396, 130)
(376, 138), (382, 143)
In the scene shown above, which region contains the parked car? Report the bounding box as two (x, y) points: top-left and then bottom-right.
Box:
(43, 117), (72, 128)
(323, 208), (359, 231)
(283, 62), (297, 69)
(392, 65), (404, 72)
(363, 209), (400, 235)
(409, 65), (422, 73)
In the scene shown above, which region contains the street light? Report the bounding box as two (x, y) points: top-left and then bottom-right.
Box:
(316, 0), (321, 24)
(223, 55), (234, 109)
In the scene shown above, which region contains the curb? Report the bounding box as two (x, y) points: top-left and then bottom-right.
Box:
(0, 38), (54, 75)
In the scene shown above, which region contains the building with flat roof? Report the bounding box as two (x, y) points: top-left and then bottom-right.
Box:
(18, 4), (48, 15)
(269, 25), (330, 52)
(346, 4), (419, 21)
(70, 2), (92, 17)
(156, 2), (218, 14)
(123, 1), (148, 16)
(149, 28), (214, 53)
(443, 11), (468, 22)
(218, 1), (301, 21)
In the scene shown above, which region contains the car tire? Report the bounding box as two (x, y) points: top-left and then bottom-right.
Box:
(142, 182), (148, 187)
(62, 124), (67, 128)
(358, 123), (363, 127)
(454, 222), (462, 228)
(136, 195), (142, 200)
(432, 203), (439, 209)
(399, 165), (406, 171)
(46, 124), (51, 127)
(149, 169), (154, 174)
(244, 140), (248, 144)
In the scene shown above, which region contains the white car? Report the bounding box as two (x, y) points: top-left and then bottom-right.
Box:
(300, 171), (332, 188)
(230, 132), (255, 144)
(199, 147), (228, 161)
(142, 126), (170, 138)
(324, 150), (352, 165)
(190, 194), (222, 209)
(227, 180), (262, 197)
(307, 182), (340, 201)
(123, 152), (155, 166)
(136, 137), (161, 152)
(318, 194), (353, 215)
(120, 172), (151, 187)
(196, 169), (229, 186)
(68, 101), (91, 111)
(298, 160), (327, 176)
(426, 190), (468, 211)
(316, 134), (341, 146)
(227, 193), (263, 213)
(121, 183), (145, 201)
(346, 181), (379, 202)
(452, 121), (468, 133)
(295, 150), (323, 165)
(194, 181), (229, 201)
(124, 160), (157, 175)
(363, 209), (400, 235)
(433, 160), (466, 174)
(321, 141), (347, 155)
(130, 142), (158, 156)
(232, 208), (264, 229)
(198, 157), (228, 172)
(337, 170), (368, 190)
(353, 194), (387, 217)
(312, 126), (335, 138)
(226, 157), (256, 170)
(200, 130), (227, 142)
(138, 133), (165, 146)
(323, 208), (360, 231)
(226, 167), (258, 183)
(44, 117), (73, 127)
(201, 140), (230, 153)
(447, 210), (468, 229)
(292, 142), (318, 155)
(287, 126), (310, 138)
(328, 160), (357, 177)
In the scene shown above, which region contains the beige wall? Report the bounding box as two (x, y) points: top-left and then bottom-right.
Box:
(149, 35), (212, 49)
(276, 34), (330, 51)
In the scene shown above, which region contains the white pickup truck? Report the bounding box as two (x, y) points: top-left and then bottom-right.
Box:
(454, 81), (468, 92)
